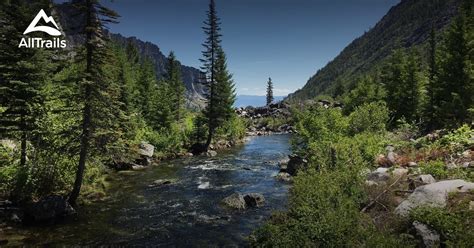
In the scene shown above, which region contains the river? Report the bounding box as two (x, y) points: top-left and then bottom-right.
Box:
(6, 134), (291, 246)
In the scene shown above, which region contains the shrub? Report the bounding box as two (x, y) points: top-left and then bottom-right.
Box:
(411, 204), (474, 247)
(348, 101), (389, 135)
(419, 160), (448, 179)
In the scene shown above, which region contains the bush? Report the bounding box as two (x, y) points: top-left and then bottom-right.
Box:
(215, 114), (246, 141)
(348, 101), (389, 135)
(411, 204), (474, 247)
(419, 160), (448, 179)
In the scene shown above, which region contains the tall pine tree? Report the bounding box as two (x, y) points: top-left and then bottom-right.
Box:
(266, 77), (274, 106)
(201, 0), (222, 149)
(0, 0), (53, 167)
(68, 0), (120, 206)
(435, 0), (473, 127)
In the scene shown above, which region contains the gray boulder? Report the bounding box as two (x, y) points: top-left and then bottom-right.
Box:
(138, 142), (154, 157)
(275, 172), (292, 182)
(206, 150), (218, 157)
(222, 193), (247, 210)
(367, 167), (390, 182)
(396, 180), (474, 217)
(413, 221), (440, 248)
(222, 193), (266, 210)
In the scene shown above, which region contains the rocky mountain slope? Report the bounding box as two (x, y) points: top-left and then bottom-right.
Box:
(53, 1), (206, 109)
(287, 0), (461, 102)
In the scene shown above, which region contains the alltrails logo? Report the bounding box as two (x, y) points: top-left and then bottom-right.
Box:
(19, 9), (67, 49)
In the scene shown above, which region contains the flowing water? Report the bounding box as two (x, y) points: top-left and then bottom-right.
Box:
(6, 134), (291, 247)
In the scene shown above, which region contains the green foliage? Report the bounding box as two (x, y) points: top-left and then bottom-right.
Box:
(266, 77), (274, 106)
(288, 0), (459, 102)
(253, 104), (394, 246)
(343, 75), (386, 113)
(411, 205), (474, 247)
(419, 160), (448, 179)
(348, 101), (389, 135)
(215, 114), (246, 141)
(251, 167), (406, 247)
(382, 49), (424, 124)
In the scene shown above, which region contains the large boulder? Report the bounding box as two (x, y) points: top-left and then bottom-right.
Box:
(24, 195), (76, 222)
(287, 154), (308, 176)
(135, 142), (154, 166)
(138, 142), (154, 157)
(222, 193), (266, 210)
(222, 193), (247, 210)
(395, 180), (474, 217)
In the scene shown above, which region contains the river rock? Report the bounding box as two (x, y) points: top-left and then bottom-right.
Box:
(413, 221), (440, 248)
(148, 179), (176, 188)
(395, 180), (474, 217)
(24, 195), (76, 222)
(275, 172), (292, 182)
(206, 150), (218, 157)
(222, 193), (247, 210)
(243, 193), (265, 208)
(138, 142), (154, 157)
(287, 154), (308, 176)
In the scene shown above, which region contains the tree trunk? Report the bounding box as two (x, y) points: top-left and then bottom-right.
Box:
(69, 0), (93, 206)
(68, 93), (91, 206)
(20, 115), (27, 167)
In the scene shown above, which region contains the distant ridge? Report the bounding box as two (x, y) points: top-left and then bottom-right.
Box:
(287, 0), (460, 102)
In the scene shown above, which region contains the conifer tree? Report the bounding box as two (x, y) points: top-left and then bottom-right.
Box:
(424, 26), (439, 130)
(68, 0), (119, 206)
(0, 1), (52, 167)
(201, 0), (222, 149)
(165, 51), (185, 121)
(382, 49), (422, 124)
(435, 0), (473, 127)
(214, 48), (236, 122)
(266, 77), (274, 106)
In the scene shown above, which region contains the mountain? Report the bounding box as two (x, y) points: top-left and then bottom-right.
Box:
(235, 95), (286, 108)
(53, 2), (206, 109)
(287, 0), (461, 102)
(109, 34), (206, 109)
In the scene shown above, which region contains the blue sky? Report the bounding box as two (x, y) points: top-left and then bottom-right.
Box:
(65, 0), (400, 96)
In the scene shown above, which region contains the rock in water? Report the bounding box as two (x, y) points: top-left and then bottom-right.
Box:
(25, 195), (76, 222)
(206, 150), (218, 157)
(243, 193), (265, 208)
(395, 180), (474, 217)
(413, 221), (440, 248)
(222, 193), (247, 210)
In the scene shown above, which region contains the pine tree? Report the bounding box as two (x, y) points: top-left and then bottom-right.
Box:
(424, 26), (440, 130)
(68, 0), (119, 206)
(165, 51), (185, 121)
(200, 0), (222, 149)
(266, 77), (274, 106)
(382, 49), (422, 124)
(0, 1), (52, 167)
(214, 48), (236, 123)
(435, 0), (473, 127)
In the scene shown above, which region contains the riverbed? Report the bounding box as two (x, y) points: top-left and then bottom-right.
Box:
(5, 134), (291, 246)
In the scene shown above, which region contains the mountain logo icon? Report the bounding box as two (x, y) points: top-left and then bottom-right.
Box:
(23, 9), (61, 36)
